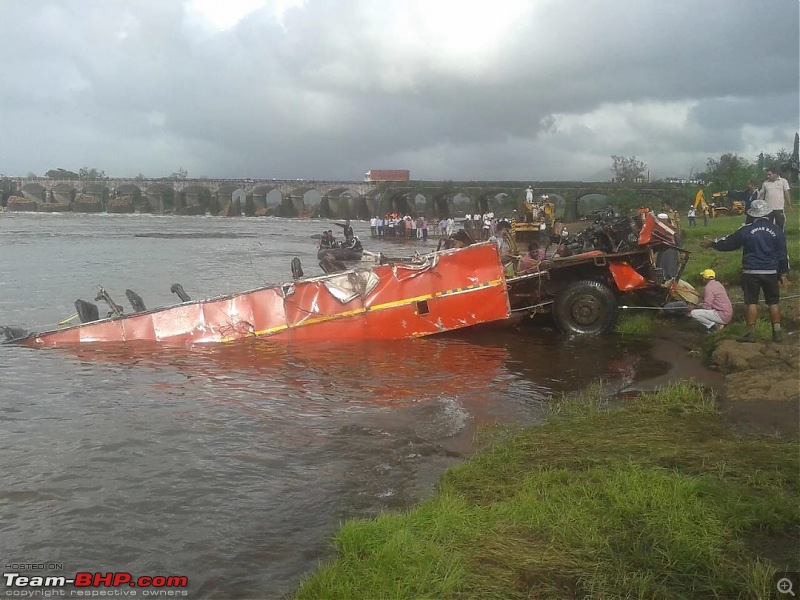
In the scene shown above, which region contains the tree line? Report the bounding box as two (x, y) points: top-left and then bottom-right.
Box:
(611, 133), (799, 192)
(36, 167), (189, 181)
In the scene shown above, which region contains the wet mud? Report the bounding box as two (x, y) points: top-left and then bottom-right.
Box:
(627, 327), (799, 439)
(621, 329), (726, 394)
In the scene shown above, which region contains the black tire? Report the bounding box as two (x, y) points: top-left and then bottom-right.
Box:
(553, 280), (617, 335)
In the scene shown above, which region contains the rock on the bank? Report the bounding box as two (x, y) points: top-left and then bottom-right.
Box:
(712, 339), (800, 402)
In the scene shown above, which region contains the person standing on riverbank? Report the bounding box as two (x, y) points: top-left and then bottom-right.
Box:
(759, 167), (792, 230)
(689, 269), (732, 332)
(701, 199), (789, 343)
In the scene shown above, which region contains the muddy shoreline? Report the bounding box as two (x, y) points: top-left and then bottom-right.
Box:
(628, 327), (799, 439)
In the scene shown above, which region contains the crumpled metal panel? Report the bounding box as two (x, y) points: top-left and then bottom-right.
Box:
(24, 242), (510, 346)
(323, 271), (381, 304)
(638, 213), (676, 246)
(608, 261), (648, 292)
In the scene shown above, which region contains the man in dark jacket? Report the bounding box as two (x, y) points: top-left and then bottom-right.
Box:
(701, 199), (789, 342)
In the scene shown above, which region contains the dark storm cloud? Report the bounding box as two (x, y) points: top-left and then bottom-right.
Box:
(0, 0), (796, 181)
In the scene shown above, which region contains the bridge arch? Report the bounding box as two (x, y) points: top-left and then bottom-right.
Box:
(20, 182), (48, 203)
(574, 192), (611, 217)
(323, 187), (363, 219)
(114, 183), (144, 212)
(251, 184), (281, 215)
(179, 184), (211, 215)
(382, 189), (416, 216)
(473, 188), (516, 215)
(214, 184), (245, 216)
(283, 186), (322, 217)
(146, 182), (174, 213)
(53, 182), (79, 206)
(427, 189), (452, 218)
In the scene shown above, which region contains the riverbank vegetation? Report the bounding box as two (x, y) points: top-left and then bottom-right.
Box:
(295, 381), (798, 599)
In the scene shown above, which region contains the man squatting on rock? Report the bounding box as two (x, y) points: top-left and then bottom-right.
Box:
(702, 199), (789, 343)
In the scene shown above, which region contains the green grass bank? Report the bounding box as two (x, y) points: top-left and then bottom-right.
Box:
(295, 381), (799, 599)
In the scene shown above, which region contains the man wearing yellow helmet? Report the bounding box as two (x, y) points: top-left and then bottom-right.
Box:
(689, 269), (733, 333)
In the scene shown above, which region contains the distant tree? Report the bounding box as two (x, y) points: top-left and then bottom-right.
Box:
(79, 167), (107, 182)
(45, 168), (79, 180)
(701, 146), (797, 191)
(27, 172), (37, 178)
(698, 153), (755, 191)
(756, 152), (767, 173)
(611, 156), (648, 183)
(134, 173), (146, 182)
(171, 167), (188, 180)
(765, 149), (793, 174)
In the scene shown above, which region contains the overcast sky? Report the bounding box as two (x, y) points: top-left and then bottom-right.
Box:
(1, 0), (798, 181)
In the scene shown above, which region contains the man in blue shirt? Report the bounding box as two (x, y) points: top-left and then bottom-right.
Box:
(701, 199), (789, 342)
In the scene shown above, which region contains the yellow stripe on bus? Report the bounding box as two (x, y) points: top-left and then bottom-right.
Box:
(221, 278), (505, 342)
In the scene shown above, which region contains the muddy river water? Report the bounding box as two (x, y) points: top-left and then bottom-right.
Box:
(0, 213), (694, 598)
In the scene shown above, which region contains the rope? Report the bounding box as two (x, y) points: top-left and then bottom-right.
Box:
(732, 294), (800, 305)
(247, 240), (272, 286)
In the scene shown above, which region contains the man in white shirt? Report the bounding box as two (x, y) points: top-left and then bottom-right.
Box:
(759, 167), (792, 230)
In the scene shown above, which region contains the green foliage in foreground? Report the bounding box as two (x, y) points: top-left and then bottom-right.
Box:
(295, 382), (799, 600)
(614, 312), (655, 336)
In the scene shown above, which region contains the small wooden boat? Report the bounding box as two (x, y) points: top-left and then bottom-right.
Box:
(6, 243), (510, 346)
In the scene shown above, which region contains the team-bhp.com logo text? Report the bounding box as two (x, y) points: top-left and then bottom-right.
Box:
(3, 572), (189, 597)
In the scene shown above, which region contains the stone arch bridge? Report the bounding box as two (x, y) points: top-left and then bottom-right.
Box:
(1, 177), (696, 220)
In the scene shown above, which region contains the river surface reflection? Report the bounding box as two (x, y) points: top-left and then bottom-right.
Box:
(0, 213), (666, 598)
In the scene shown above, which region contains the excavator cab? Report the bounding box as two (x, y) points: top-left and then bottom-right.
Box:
(710, 192), (730, 217)
(709, 191), (746, 217)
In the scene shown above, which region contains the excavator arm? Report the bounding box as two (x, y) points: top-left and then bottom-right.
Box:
(693, 189), (708, 211)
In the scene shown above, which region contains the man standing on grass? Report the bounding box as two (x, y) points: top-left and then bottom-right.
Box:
(689, 269), (732, 333)
(759, 167), (792, 230)
(701, 199), (789, 343)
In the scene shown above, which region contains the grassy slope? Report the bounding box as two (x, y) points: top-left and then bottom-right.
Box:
(295, 382), (799, 599)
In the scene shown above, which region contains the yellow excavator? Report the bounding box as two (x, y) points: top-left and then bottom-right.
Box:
(512, 196), (555, 245)
(710, 191), (746, 216)
(693, 189), (745, 217)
